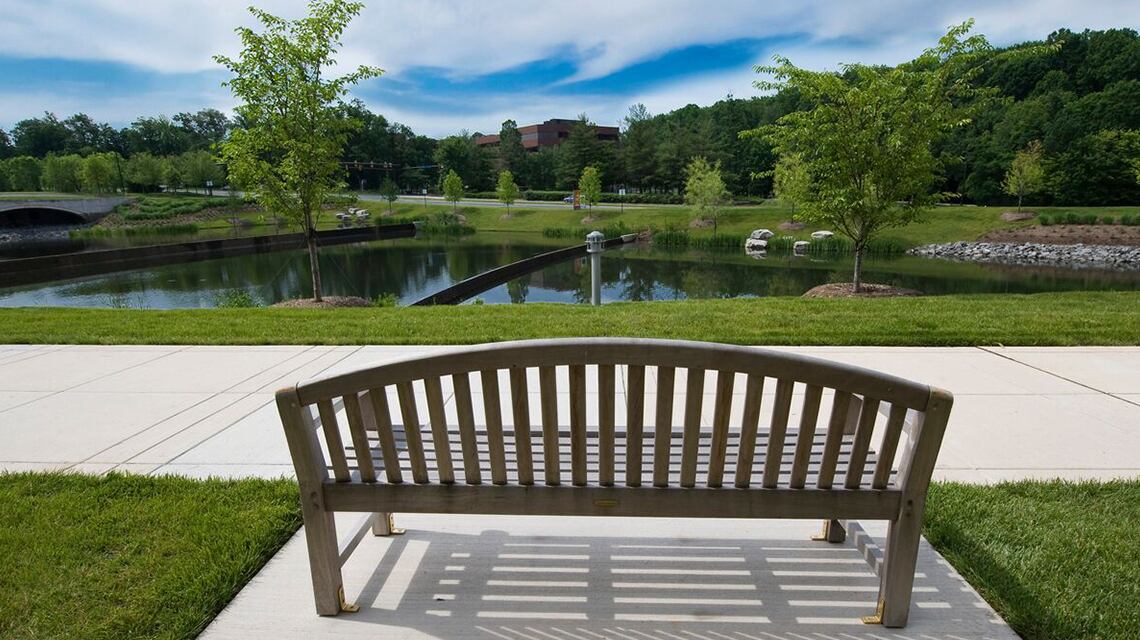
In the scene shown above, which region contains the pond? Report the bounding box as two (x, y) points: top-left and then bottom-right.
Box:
(1, 232), (1138, 309)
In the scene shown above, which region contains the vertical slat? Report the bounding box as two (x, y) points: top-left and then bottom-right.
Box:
(652, 366), (676, 488)
(539, 366), (560, 485)
(452, 373), (482, 485)
(706, 370), (735, 488)
(872, 404), (908, 489)
(789, 384), (823, 489)
(316, 399), (351, 482)
(625, 365), (646, 487)
(733, 375), (765, 488)
(365, 389), (403, 484)
(341, 392), (376, 482)
(679, 368), (705, 488)
(569, 364), (588, 486)
(509, 367), (534, 486)
(423, 376), (454, 484)
(480, 370), (508, 486)
(844, 397), (882, 489)
(762, 379), (794, 488)
(598, 364), (616, 487)
(395, 382), (428, 484)
(816, 390), (852, 489)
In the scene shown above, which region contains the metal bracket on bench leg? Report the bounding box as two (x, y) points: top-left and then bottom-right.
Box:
(338, 586), (360, 613)
(861, 599), (884, 625)
(811, 519), (845, 543)
(373, 513), (406, 536)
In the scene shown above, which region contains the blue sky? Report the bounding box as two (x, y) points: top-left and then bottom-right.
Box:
(1, 0), (1137, 137)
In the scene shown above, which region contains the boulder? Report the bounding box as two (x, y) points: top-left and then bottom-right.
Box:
(810, 230), (834, 240)
(744, 238), (768, 251)
(750, 228), (775, 240)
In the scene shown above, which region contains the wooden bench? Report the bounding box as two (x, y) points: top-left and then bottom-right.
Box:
(276, 338), (952, 628)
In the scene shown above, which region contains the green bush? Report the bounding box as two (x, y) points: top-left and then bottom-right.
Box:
(1080, 213), (1098, 225)
(542, 222), (632, 240)
(213, 289), (259, 308)
(1065, 212), (1081, 224)
(1100, 215), (1116, 225)
(1122, 214), (1135, 226)
(374, 293), (398, 308)
(522, 190), (684, 205)
(1039, 215), (1053, 226)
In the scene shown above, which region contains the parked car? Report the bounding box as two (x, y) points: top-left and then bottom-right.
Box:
(563, 195), (574, 203)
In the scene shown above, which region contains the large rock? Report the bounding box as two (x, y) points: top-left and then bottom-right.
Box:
(744, 238), (768, 251)
(810, 230), (834, 240)
(750, 228), (774, 240)
(907, 241), (1140, 271)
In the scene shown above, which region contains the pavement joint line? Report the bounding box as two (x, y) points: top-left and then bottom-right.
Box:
(975, 346), (1140, 409)
(72, 346), (320, 471)
(156, 345), (365, 470)
(0, 345), (191, 419)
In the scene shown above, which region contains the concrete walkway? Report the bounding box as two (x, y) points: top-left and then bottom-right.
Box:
(2, 344), (1137, 480)
(2, 343), (1136, 638)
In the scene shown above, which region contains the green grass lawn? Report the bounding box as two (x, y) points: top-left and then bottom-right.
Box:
(1, 473), (1135, 639)
(0, 472), (301, 640)
(926, 480), (1140, 640)
(1, 291), (1138, 346)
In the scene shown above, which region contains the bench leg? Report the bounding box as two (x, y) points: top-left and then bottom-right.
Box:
(300, 508), (349, 616)
(811, 519), (846, 543)
(865, 506), (924, 627)
(371, 512), (406, 536)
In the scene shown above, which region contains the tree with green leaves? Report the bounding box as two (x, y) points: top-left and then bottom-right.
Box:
(214, 0), (381, 302)
(771, 152), (808, 216)
(745, 21), (994, 292)
(442, 169), (464, 213)
(497, 120), (526, 174)
(126, 152), (165, 192)
(684, 156), (730, 233)
(42, 154), (83, 192)
(496, 169), (520, 216)
(380, 176), (399, 214)
(1002, 140), (1045, 212)
(578, 165), (602, 214)
(4, 157), (42, 191)
(181, 150), (224, 194)
(80, 153), (116, 193)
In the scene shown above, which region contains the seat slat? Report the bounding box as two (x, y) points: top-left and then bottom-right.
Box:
(598, 364), (616, 487)
(365, 389), (403, 484)
(816, 390), (851, 489)
(509, 367), (534, 485)
(789, 384), (823, 489)
(845, 397), (882, 489)
(625, 365), (646, 487)
(734, 374), (765, 488)
(679, 368), (705, 488)
(452, 373), (482, 485)
(763, 379), (794, 488)
(570, 364), (588, 487)
(706, 370), (735, 488)
(423, 376), (454, 485)
(653, 366), (676, 488)
(395, 382), (428, 483)
(539, 365), (560, 485)
(317, 399), (351, 482)
(480, 370), (508, 485)
(341, 392), (376, 482)
(873, 404), (908, 489)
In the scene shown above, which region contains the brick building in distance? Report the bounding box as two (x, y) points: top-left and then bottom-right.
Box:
(475, 118), (619, 151)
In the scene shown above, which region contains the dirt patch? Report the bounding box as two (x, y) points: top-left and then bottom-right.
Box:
(980, 224), (1140, 247)
(689, 218), (715, 229)
(271, 296), (372, 309)
(999, 211), (1037, 222)
(778, 221), (806, 231)
(580, 215), (604, 225)
(802, 283), (922, 298)
(500, 213), (514, 220)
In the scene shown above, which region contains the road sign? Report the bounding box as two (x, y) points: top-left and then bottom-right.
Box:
(618, 187), (626, 196)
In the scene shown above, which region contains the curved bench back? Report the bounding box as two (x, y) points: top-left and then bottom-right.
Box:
(278, 339), (950, 496)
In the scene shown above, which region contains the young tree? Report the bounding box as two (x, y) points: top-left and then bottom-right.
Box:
(42, 154), (84, 192)
(1002, 140), (1044, 212)
(380, 176), (399, 214)
(745, 21), (993, 292)
(5, 156), (42, 191)
(214, 0), (381, 302)
(81, 153), (116, 193)
(497, 119), (526, 173)
(771, 152), (808, 217)
(126, 153), (165, 192)
(496, 169), (520, 216)
(442, 169), (464, 213)
(578, 165), (602, 214)
(684, 156), (730, 233)
(181, 150), (224, 193)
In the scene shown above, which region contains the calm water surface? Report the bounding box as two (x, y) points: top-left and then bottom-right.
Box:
(1, 233), (1137, 308)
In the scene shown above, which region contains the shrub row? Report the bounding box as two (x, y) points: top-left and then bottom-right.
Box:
(1039, 212), (1139, 226)
(522, 190), (684, 205)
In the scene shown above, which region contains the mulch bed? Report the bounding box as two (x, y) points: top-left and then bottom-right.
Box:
(980, 224), (1140, 247)
(271, 296), (371, 308)
(802, 283), (923, 298)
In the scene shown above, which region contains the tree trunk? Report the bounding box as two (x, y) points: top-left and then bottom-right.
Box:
(1016, 193), (1023, 213)
(852, 245), (864, 294)
(305, 211), (323, 302)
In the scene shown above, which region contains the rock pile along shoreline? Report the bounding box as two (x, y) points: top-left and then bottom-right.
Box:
(908, 241), (1140, 271)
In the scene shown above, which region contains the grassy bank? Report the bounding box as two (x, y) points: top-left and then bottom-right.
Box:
(0, 472), (300, 640)
(926, 480), (1140, 640)
(2, 291), (1138, 345)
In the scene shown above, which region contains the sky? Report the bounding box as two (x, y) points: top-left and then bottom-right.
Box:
(0, 0), (1137, 138)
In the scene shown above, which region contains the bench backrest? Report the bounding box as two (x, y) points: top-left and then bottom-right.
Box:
(277, 339), (951, 497)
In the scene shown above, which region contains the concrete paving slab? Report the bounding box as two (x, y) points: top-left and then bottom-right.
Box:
(990, 347), (1140, 394)
(0, 348), (175, 391)
(73, 348), (308, 393)
(166, 399), (291, 466)
(201, 515), (1015, 640)
(0, 390), (52, 412)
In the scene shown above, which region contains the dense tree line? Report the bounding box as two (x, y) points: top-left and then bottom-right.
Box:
(1, 27), (1136, 204)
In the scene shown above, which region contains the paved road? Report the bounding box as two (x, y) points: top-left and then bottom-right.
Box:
(366, 193), (634, 210)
